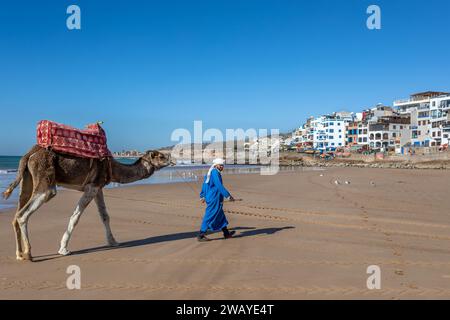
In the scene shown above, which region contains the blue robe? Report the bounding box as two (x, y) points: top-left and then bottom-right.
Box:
(199, 168), (231, 233)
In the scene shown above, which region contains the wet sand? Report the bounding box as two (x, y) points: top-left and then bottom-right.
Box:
(1, 167), (450, 299)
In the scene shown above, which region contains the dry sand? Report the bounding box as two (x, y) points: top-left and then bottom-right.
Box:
(1, 167), (450, 299)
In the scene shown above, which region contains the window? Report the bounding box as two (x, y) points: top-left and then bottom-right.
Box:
(400, 126), (403, 129)
(393, 125), (396, 129)
(338, 143), (342, 146)
(329, 129), (334, 133)
(392, 133), (397, 137)
(339, 135), (342, 138)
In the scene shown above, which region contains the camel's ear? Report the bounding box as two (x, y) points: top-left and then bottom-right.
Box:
(145, 150), (156, 158)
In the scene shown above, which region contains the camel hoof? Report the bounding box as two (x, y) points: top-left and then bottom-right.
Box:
(109, 240), (120, 247)
(17, 253), (32, 261)
(58, 248), (71, 256)
(16, 251), (23, 261)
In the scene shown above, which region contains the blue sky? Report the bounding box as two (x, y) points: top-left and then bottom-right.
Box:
(1, 0), (449, 155)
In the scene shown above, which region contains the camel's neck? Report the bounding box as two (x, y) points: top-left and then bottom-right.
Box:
(110, 158), (155, 184)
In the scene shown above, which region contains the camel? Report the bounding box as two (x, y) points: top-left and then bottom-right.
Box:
(2, 145), (174, 261)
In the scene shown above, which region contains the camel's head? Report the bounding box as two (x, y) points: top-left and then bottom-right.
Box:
(141, 150), (174, 170)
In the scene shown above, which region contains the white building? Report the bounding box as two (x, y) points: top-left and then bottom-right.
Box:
(311, 115), (348, 151)
(294, 117), (314, 148)
(429, 94), (450, 146)
(409, 107), (431, 147)
(394, 91), (449, 147)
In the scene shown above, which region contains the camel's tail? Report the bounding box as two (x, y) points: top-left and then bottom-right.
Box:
(2, 145), (41, 200)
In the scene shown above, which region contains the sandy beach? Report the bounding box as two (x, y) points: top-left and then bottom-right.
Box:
(1, 167), (450, 299)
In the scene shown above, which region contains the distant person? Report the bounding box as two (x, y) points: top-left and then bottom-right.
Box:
(198, 158), (235, 242)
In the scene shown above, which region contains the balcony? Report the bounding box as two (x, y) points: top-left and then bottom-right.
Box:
(394, 98), (413, 104)
(394, 98), (429, 106)
(418, 104), (431, 110)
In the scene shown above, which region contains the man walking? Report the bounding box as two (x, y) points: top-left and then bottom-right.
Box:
(198, 158), (235, 242)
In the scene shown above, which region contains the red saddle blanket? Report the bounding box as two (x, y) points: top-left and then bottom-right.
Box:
(37, 120), (112, 159)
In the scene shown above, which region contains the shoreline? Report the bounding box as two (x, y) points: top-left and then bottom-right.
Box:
(279, 151), (450, 170)
(0, 165), (265, 213)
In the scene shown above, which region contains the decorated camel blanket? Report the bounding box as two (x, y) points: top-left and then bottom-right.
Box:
(37, 120), (112, 159)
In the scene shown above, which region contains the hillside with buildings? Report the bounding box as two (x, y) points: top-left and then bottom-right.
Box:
(286, 91), (450, 155)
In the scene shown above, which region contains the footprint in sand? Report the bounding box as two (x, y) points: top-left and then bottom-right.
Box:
(395, 269), (405, 276)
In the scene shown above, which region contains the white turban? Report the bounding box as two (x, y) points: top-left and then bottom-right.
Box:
(212, 158), (224, 166)
(205, 158), (225, 184)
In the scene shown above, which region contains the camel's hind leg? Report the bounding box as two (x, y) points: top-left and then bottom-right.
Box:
(15, 186), (56, 261)
(58, 185), (99, 256)
(15, 151), (57, 261)
(12, 170), (33, 259)
(94, 190), (118, 247)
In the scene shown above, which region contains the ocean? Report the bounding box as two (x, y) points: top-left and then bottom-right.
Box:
(0, 156), (21, 211)
(0, 156), (262, 211)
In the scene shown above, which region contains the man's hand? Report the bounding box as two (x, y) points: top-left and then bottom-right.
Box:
(229, 196), (235, 202)
(200, 198), (206, 204)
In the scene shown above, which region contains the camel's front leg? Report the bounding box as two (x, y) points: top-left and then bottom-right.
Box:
(58, 185), (99, 256)
(94, 189), (118, 247)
